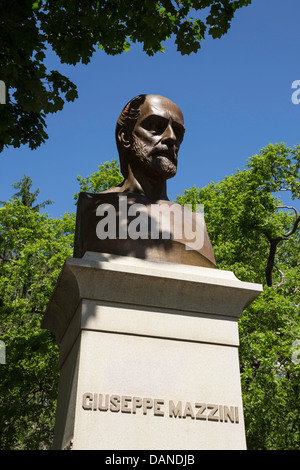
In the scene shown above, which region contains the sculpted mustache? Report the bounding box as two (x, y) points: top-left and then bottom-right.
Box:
(150, 149), (177, 159)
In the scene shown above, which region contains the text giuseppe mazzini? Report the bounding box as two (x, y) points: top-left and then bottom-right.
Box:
(82, 393), (239, 423)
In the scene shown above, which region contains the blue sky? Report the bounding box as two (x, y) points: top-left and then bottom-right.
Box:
(1, 0), (300, 218)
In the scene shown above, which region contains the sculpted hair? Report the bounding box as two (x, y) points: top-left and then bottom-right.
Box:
(115, 94), (147, 178)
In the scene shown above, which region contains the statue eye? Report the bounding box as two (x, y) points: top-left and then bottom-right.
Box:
(173, 123), (185, 143)
(142, 116), (166, 135)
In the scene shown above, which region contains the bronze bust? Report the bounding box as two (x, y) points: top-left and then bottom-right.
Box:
(74, 94), (216, 268)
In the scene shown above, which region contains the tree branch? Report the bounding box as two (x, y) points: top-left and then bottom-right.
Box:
(274, 264), (286, 289)
(265, 236), (282, 287)
(264, 206), (300, 287)
(275, 206), (299, 237)
(283, 213), (300, 239)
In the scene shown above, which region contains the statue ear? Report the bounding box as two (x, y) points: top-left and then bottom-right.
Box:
(118, 129), (131, 149)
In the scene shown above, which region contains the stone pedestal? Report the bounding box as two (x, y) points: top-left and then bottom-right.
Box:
(42, 252), (262, 450)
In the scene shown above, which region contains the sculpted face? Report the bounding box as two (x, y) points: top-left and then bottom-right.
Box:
(128, 95), (185, 180)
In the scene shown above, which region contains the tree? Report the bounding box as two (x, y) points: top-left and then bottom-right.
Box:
(0, 178), (75, 449)
(0, 0), (252, 152)
(1, 174), (54, 212)
(176, 143), (300, 288)
(74, 159), (123, 201)
(239, 287), (300, 449)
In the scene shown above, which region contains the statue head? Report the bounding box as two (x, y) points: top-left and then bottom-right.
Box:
(115, 94), (185, 181)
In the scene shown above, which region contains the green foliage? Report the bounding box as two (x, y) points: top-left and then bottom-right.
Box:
(74, 159), (123, 201)
(239, 288), (300, 450)
(0, 0), (78, 152)
(0, 180), (75, 449)
(0, 0), (252, 152)
(176, 143), (300, 286)
(6, 175), (54, 211)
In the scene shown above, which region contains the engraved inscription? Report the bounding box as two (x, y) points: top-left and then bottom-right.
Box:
(82, 393), (240, 424)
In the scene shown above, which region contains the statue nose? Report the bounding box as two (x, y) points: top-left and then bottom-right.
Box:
(162, 123), (177, 144)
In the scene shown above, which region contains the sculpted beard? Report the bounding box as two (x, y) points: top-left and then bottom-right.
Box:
(130, 135), (177, 179)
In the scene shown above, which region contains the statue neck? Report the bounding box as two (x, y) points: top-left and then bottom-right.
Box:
(122, 166), (169, 201)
